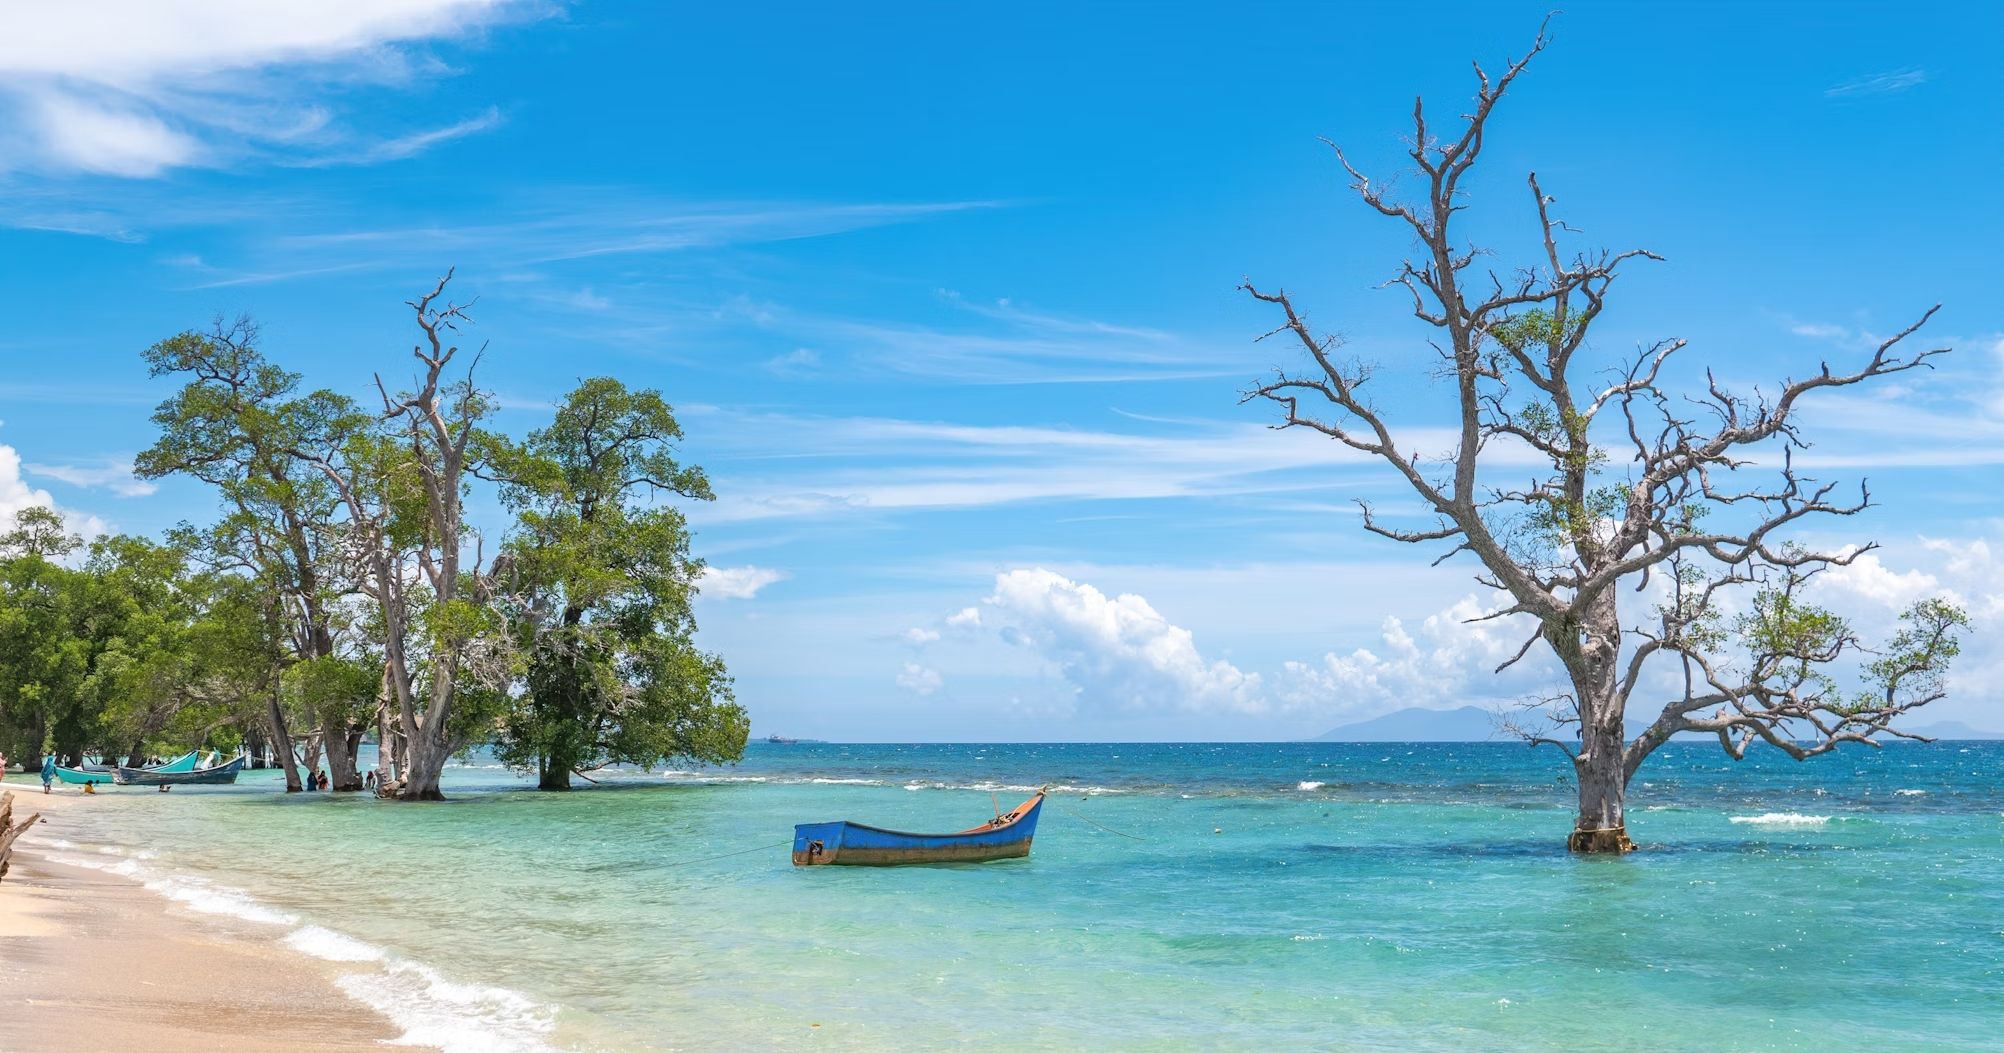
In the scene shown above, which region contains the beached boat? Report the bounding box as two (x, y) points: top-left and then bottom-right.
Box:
(53, 750), (203, 786)
(113, 756), (245, 787)
(792, 789), (1045, 866)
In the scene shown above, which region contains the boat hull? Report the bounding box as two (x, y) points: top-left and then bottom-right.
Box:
(113, 756), (245, 786)
(793, 793), (1043, 866)
(54, 751), (202, 785)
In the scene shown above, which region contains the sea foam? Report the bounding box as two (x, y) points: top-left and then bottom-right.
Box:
(337, 960), (561, 1053)
(1728, 813), (1832, 826)
(38, 841), (558, 1053)
(285, 924), (386, 963)
(1296, 781), (1326, 791)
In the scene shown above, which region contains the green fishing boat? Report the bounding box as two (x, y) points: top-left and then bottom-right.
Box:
(53, 750), (203, 786)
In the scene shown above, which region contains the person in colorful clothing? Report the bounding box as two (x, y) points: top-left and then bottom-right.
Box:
(41, 753), (56, 794)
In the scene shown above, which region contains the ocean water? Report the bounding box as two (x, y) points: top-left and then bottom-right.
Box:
(28, 741), (2004, 1052)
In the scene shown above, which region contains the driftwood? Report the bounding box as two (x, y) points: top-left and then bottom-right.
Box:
(0, 791), (43, 883)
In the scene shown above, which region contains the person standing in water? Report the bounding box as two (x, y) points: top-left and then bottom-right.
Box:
(40, 753), (55, 794)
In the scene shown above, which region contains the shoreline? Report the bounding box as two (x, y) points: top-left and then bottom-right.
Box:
(2, 791), (440, 1053)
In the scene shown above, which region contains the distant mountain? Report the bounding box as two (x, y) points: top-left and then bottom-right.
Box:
(1898, 720), (2004, 741)
(1311, 709), (2004, 744)
(1313, 706), (1502, 742)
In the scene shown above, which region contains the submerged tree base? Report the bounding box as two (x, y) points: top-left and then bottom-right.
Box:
(1567, 826), (1636, 854)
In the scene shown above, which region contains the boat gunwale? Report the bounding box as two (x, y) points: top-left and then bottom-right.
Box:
(812, 791), (1045, 842)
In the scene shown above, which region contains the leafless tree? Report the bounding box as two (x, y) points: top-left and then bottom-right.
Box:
(1242, 21), (1968, 851)
(295, 271), (502, 801)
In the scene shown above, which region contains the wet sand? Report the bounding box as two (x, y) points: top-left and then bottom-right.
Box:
(1, 789), (431, 1052)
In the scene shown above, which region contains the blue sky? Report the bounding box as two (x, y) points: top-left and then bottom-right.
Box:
(1, 2), (2000, 741)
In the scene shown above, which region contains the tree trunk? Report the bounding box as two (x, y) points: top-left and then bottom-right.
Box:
(299, 730), (323, 789)
(1560, 592), (1636, 854)
(268, 689), (303, 793)
(322, 717), (363, 792)
(397, 725), (448, 801)
(1569, 723), (1634, 853)
(538, 754), (572, 792)
(244, 724), (269, 769)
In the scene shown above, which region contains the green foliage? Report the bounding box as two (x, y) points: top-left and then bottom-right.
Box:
(491, 378), (744, 788)
(1487, 309), (1584, 357)
(0, 509), (262, 764)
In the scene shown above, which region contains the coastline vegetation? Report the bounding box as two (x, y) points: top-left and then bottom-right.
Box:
(0, 273), (746, 797)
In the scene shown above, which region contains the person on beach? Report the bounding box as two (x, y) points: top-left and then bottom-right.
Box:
(83, 781), (95, 795)
(365, 768), (377, 790)
(41, 753), (55, 794)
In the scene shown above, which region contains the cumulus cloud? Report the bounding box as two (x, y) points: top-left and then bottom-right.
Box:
(0, 443), (107, 539)
(896, 662), (943, 696)
(699, 564), (788, 600)
(1274, 596), (1549, 715)
(900, 627), (940, 646)
(981, 568), (1263, 715)
(945, 606), (982, 629)
(0, 1), (536, 176)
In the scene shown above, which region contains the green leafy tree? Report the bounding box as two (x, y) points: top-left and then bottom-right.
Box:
(491, 377), (745, 790)
(139, 318), (370, 791)
(0, 509), (87, 766)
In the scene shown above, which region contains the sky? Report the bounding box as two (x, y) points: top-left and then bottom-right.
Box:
(0, 1), (2000, 742)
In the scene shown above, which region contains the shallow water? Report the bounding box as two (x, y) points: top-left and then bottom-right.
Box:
(34, 741), (2004, 1052)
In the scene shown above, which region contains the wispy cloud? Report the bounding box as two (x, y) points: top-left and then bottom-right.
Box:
(0, 1), (542, 177)
(686, 408), (1535, 524)
(174, 197), (1001, 286)
(722, 291), (1241, 386)
(24, 456), (159, 497)
(762, 348), (821, 377)
(1825, 67), (1927, 98)
(293, 106), (506, 168)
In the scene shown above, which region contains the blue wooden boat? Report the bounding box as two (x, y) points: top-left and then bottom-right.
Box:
(113, 756), (245, 787)
(793, 790), (1045, 866)
(54, 750), (203, 786)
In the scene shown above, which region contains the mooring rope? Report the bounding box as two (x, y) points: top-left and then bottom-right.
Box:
(656, 839), (797, 869)
(1057, 805), (1147, 842)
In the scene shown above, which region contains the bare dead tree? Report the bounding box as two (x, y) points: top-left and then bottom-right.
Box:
(293, 270), (503, 801)
(1242, 21), (1968, 851)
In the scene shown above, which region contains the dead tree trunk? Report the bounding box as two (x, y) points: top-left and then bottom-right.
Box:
(0, 792), (42, 883)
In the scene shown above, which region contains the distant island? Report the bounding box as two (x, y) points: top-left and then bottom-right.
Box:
(1313, 706), (1502, 742)
(1897, 720), (2004, 741)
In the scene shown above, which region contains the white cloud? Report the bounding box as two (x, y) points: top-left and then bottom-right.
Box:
(1825, 68), (1927, 98)
(981, 568), (1263, 715)
(763, 348), (820, 376)
(699, 564), (789, 600)
(897, 662), (942, 696)
(24, 457), (159, 497)
(0, 0), (535, 176)
(0, 444), (108, 540)
(901, 627), (940, 646)
(0, 444), (57, 524)
(1819, 548), (1941, 609)
(27, 92), (200, 177)
(692, 409), (1540, 524)
(945, 606), (982, 629)
(1274, 595), (1548, 716)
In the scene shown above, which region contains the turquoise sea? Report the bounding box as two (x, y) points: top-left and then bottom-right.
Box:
(29, 741), (2004, 1052)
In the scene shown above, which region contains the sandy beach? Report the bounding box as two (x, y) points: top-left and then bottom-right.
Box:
(1, 790), (431, 1053)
